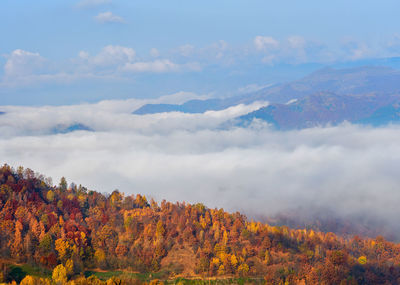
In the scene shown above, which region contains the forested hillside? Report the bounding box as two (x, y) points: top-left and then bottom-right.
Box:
(1, 164), (400, 284)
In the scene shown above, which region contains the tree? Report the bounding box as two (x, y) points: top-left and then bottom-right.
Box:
(10, 221), (24, 259)
(55, 239), (70, 262)
(156, 220), (165, 239)
(217, 264), (225, 275)
(94, 249), (106, 268)
(222, 230), (228, 246)
(110, 190), (122, 208)
(65, 259), (74, 277)
(59, 177), (67, 191)
(264, 250), (271, 265)
(230, 254), (238, 270)
(20, 275), (36, 285)
(52, 264), (67, 284)
(46, 190), (55, 202)
(358, 256), (367, 265)
(39, 234), (52, 255)
(237, 263), (249, 277)
(115, 244), (128, 258)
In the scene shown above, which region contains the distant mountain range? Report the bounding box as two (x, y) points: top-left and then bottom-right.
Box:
(237, 92), (400, 129)
(133, 66), (400, 129)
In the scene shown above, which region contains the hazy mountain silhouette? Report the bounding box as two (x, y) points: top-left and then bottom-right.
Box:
(236, 92), (400, 129)
(133, 66), (400, 116)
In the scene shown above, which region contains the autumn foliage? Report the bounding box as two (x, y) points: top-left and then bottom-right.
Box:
(0, 164), (400, 284)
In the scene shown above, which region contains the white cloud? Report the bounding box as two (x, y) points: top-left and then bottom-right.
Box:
(0, 45), (203, 88)
(341, 39), (373, 61)
(88, 45), (136, 66)
(123, 59), (191, 73)
(1, 49), (86, 87)
(253, 36), (281, 64)
(254, 36), (279, 51)
(95, 11), (125, 23)
(1, 48), (134, 89)
(4, 49), (45, 77)
(80, 46), (201, 73)
(78, 51), (90, 60)
(253, 35), (333, 64)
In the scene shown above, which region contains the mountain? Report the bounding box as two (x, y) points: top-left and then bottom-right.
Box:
(2, 164), (400, 284)
(51, 123), (93, 134)
(133, 99), (230, 114)
(356, 103), (400, 126)
(236, 92), (400, 129)
(249, 66), (400, 104)
(133, 96), (257, 115)
(133, 66), (400, 115)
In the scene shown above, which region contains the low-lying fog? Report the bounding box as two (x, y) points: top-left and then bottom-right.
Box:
(1, 95), (400, 239)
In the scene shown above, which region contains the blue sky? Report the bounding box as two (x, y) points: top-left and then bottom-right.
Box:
(1, 0), (400, 105)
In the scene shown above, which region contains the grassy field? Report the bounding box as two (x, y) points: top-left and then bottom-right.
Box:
(7, 264), (51, 282)
(84, 270), (166, 281)
(163, 278), (265, 284)
(4, 263), (264, 284)
(83, 270), (264, 284)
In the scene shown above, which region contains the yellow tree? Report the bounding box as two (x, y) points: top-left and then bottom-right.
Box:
(20, 275), (36, 285)
(222, 230), (228, 246)
(237, 263), (249, 277)
(156, 220), (165, 240)
(230, 254), (238, 269)
(55, 238), (70, 261)
(52, 264), (67, 284)
(110, 190), (123, 208)
(65, 259), (74, 278)
(94, 248), (106, 266)
(46, 190), (55, 202)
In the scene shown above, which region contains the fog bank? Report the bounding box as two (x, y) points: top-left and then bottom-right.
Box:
(1, 99), (400, 238)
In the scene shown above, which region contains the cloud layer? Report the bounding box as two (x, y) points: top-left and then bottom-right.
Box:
(2, 34), (400, 92)
(1, 100), (400, 237)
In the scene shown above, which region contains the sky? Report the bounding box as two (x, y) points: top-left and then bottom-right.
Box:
(1, 0), (400, 105)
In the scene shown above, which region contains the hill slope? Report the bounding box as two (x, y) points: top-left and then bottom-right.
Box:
(0, 164), (400, 284)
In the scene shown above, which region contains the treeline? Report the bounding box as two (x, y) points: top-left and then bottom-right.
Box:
(1, 164), (400, 284)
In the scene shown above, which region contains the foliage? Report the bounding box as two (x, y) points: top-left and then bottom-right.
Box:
(0, 164), (400, 284)
(52, 264), (67, 284)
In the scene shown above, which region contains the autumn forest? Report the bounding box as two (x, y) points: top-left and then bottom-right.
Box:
(0, 164), (398, 284)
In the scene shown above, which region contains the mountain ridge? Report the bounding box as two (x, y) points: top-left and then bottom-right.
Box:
(133, 66), (400, 129)
(133, 66), (400, 116)
(236, 92), (400, 129)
